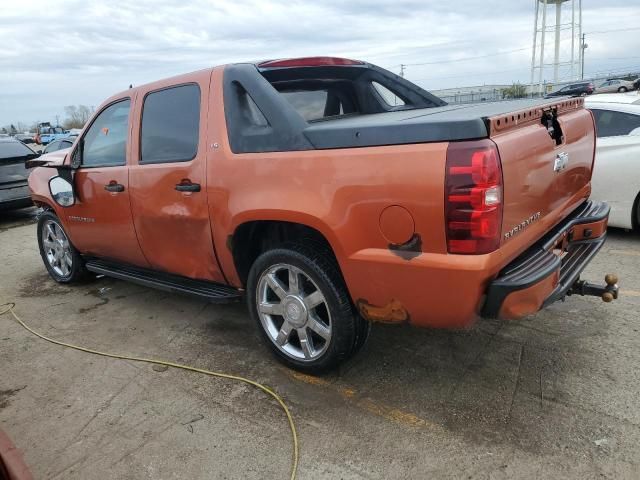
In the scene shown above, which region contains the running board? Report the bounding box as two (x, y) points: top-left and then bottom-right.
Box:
(85, 259), (243, 303)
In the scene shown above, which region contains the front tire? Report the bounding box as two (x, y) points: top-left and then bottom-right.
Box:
(247, 244), (359, 373)
(37, 211), (88, 283)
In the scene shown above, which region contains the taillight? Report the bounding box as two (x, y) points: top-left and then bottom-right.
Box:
(445, 140), (503, 254)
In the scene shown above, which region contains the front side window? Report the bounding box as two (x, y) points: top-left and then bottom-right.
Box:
(592, 109), (640, 138)
(140, 84), (200, 164)
(82, 99), (130, 167)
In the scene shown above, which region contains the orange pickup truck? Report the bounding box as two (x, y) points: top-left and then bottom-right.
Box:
(28, 57), (618, 371)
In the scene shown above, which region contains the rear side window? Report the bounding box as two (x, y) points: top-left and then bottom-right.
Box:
(592, 109), (640, 137)
(239, 88), (269, 127)
(140, 84), (200, 164)
(82, 99), (130, 167)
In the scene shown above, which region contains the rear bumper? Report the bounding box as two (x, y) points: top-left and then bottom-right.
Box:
(482, 200), (609, 319)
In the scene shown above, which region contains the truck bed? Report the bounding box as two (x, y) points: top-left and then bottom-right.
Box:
(303, 98), (573, 149)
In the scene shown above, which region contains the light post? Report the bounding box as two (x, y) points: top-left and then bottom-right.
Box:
(581, 33), (588, 79)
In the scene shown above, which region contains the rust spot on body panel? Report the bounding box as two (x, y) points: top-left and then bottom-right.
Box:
(357, 298), (409, 323)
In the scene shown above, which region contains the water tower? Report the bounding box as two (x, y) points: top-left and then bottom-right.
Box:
(530, 0), (583, 95)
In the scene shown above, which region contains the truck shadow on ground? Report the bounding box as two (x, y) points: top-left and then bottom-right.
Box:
(328, 291), (635, 456)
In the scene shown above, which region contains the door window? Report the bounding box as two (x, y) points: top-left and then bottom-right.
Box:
(81, 99), (130, 167)
(140, 84), (200, 164)
(592, 109), (640, 137)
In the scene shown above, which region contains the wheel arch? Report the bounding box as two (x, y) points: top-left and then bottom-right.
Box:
(32, 198), (56, 211)
(228, 216), (345, 287)
(632, 190), (640, 230)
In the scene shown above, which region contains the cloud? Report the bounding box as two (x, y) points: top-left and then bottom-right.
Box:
(1, 0), (639, 125)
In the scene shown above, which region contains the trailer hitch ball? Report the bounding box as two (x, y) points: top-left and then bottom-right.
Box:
(602, 273), (619, 303)
(602, 291), (614, 303)
(568, 273), (619, 302)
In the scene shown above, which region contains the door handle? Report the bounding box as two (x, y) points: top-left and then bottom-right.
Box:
(175, 181), (201, 192)
(104, 182), (125, 193)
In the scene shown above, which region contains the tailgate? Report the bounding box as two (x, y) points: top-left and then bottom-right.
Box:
(487, 98), (595, 252)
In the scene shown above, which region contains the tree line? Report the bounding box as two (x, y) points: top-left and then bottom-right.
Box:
(1, 105), (95, 134)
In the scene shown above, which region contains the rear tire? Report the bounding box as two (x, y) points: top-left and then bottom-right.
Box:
(37, 210), (88, 283)
(618, 87), (628, 93)
(247, 243), (359, 373)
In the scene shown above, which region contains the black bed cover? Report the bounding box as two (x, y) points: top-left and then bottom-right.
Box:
(303, 98), (564, 149)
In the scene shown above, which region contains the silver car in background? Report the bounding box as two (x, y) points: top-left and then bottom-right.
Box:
(596, 78), (636, 93)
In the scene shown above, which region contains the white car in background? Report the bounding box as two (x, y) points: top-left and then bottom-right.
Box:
(586, 92), (640, 229)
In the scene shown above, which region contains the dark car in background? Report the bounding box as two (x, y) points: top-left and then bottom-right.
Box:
(0, 136), (40, 211)
(545, 81), (594, 98)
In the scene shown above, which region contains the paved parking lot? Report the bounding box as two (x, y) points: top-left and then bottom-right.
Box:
(1, 207), (640, 479)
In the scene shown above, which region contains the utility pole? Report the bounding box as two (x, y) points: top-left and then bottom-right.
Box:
(581, 33), (587, 79)
(399, 64), (405, 78)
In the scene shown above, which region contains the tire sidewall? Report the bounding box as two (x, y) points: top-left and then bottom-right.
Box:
(37, 211), (84, 283)
(247, 247), (355, 372)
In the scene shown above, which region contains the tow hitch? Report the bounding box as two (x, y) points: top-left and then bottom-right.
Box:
(568, 274), (619, 303)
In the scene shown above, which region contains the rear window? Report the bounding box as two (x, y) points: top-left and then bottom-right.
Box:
(0, 140), (34, 159)
(279, 89), (350, 122)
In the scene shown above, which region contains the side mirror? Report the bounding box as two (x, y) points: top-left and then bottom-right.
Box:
(49, 176), (76, 207)
(629, 127), (640, 136)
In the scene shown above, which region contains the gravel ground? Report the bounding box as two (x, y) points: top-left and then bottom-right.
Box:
(1, 207), (639, 479)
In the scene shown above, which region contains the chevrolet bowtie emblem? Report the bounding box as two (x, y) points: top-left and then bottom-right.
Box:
(554, 152), (569, 172)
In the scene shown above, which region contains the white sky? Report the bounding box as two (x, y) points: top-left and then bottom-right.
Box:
(1, 0), (639, 126)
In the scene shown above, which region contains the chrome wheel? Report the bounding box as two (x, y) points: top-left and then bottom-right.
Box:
(256, 263), (332, 361)
(41, 219), (73, 278)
